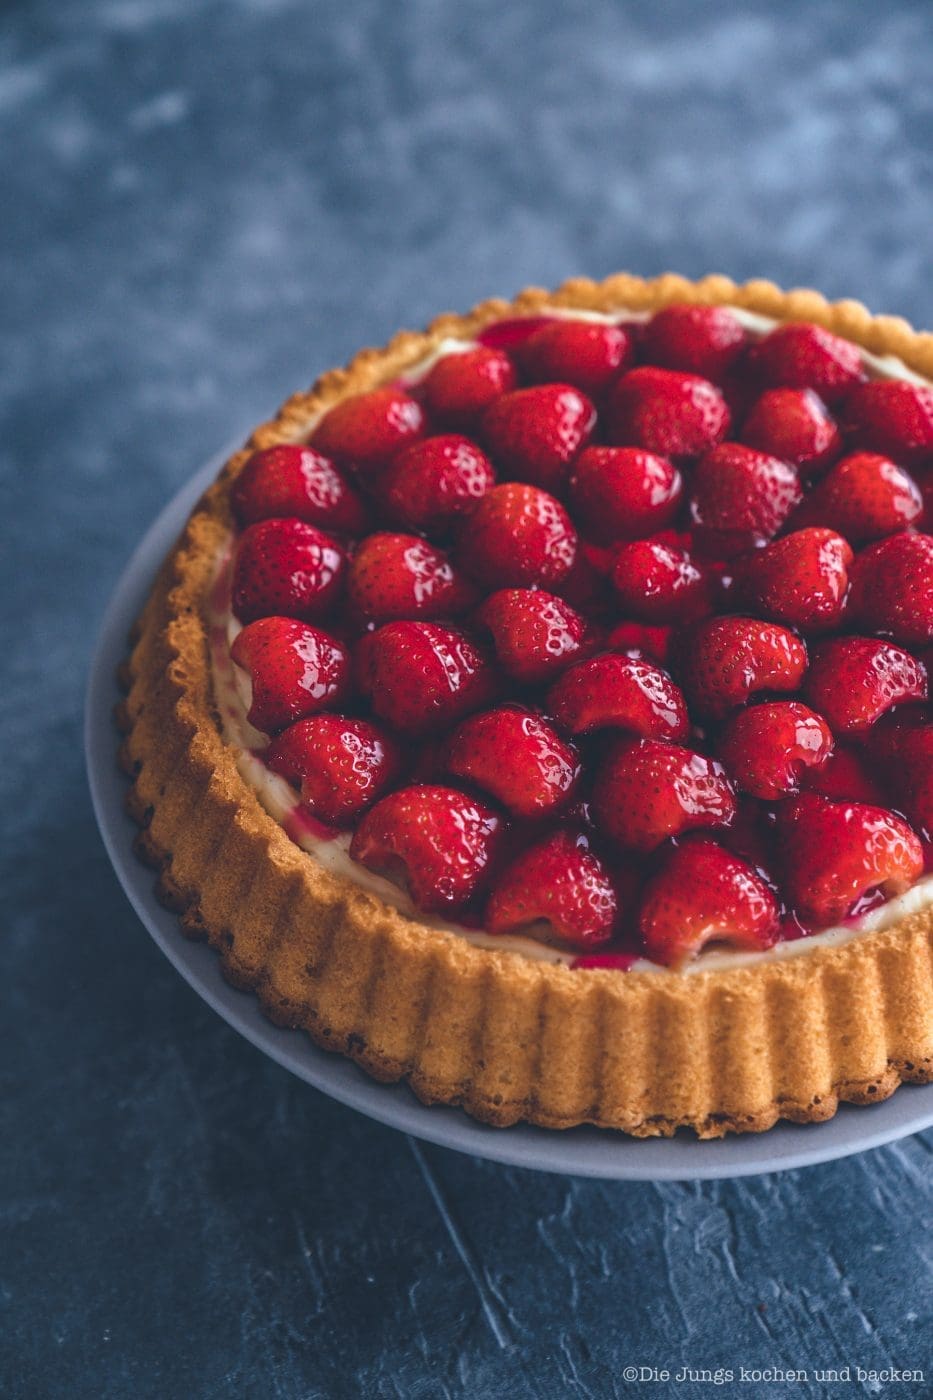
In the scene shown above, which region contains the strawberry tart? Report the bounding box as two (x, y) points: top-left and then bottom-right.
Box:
(118, 273), (933, 1137)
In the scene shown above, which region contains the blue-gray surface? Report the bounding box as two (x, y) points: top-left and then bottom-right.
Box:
(3, 1), (932, 1395)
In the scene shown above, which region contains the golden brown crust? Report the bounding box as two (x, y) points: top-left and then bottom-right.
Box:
(118, 273), (933, 1137)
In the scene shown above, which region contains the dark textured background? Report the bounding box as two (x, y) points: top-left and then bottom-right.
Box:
(3, 2), (933, 1396)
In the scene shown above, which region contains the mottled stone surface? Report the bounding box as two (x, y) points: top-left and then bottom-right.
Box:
(2, 1), (932, 1396)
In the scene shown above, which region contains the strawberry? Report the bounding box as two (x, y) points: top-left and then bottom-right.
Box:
(789, 452), (922, 542)
(800, 745), (885, 805)
(777, 794), (923, 923)
(516, 319), (635, 395)
(347, 532), (477, 622)
(718, 700), (834, 799)
(231, 444), (369, 534)
(349, 785), (505, 913)
(485, 830), (618, 948)
(679, 617), (808, 720)
(747, 321), (863, 402)
(841, 379), (933, 463)
(638, 838), (779, 966)
(735, 528), (853, 633)
(612, 536), (713, 624)
(547, 652), (690, 741)
(266, 715), (401, 824)
(605, 621), (672, 666)
(230, 618), (350, 733)
(847, 531), (933, 644)
(641, 304), (748, 381)
(232, 518), (347, 623)
(606, 367), (731, 457)
(358, 621), (498, 733)
(379, 434), (495, 535)
(689, 444), (802, 556)
(592, 738), (736, 851)
(310, 387), (425, 472)
(481, 383), (596, 491)
(421, 346), (517, 426)
(803, 636), (927, 736)
(457, 482), (578, 590)
(568, 447), (682, 544)
(446, 706), (580, 817)
(475, 588), (594, 684)
(740, 388), (841, 475)
(869, 712), (933, 834)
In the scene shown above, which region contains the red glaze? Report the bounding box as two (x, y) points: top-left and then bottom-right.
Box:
(457, 483), (578, 590)
(592, 738), (736, 852)
(777, 794), (923, 924)
(350, 785), (504, 913)
(606, 367), (731, 457)
(381, 435), (496, 534)
(230, 617), (350, 733)
(231, 444), (369, 533)
(804, 636), (927, 736)
(486, 830), (618, 948)
(848, 532), (933, 645)
(446, 706), (580, 818)
(311, 387), (425, 471)
(517, 319), (635, 395)
(639, 838), (779, 966)
(347, 532), (477, 622)
(358, 622), (498, 733)
(718, 701), (834, 799)
(735, 527), (853, 633)
(232, 518), (347, 624)
(740, 388), (841, 475)
(422, 347), (517, 427)
(690, 444), (802, 557)
(789, 452), (922, 542)
(475, 588), (593, 684)
(640, 304), (747, 381)
(481, 383), (596, 492)
(680, 616), (808, 720)
(266, 715), (402, 824)
(748, 322), (863, 402)
(547, 652), (689, 741)
(569, 447), (682, 545)
(841, 379), (933, 463)
(801, 745), (886, 806)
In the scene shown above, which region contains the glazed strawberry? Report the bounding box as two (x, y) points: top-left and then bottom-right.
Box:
(475, 588), (593, 684)
(777, 794), (923, 923)
(266, 715), (401, 824)
(486, 830), (618, 948)
(311, 387), (425, 472)
(517, 319), (634, 395)
(380, 435), (495, 535)
(680, 617), (808, 720)
(446, 706), (580, 818)
(457, 483), (578, 589)
(639, 838), (779, 966)
(481, 383), (596, 491)
(641, 304), (747, 381)
(347, 533), (477, 622)
(736, 528), (853, 633)
(568, 447), (682, 544)
(612, 537), (712, 624)
(230, 617), (350, 733)
(689, 444), (802, 556)
(547, 652), (689, 741)
(847, 532), (933, 644)
(605, 621), (672, 666)
(801, 745), (886, 806)
(231, 444), (369, 534)
(606, 367), (731, 457)
(718, 701), (834, 799)
(748, 322), (863, 402)
(592, 738), (736, 851)
(358, 621), (498, 734)
(790, 452), (922, 542)
(803, 636), (927, 736)
(349, 785), (504, 913)
(842, 379), (933, 463)
(232, 518), (347, 624)
(422, 346), (517, 427)
(740, 388), (841, 475)
(869, 713), (933, 833)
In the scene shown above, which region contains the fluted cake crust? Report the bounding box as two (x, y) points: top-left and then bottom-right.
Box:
(117, 273), (933, 1137)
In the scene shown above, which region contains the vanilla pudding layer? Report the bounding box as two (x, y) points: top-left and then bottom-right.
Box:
(210, 305), (933, 975)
